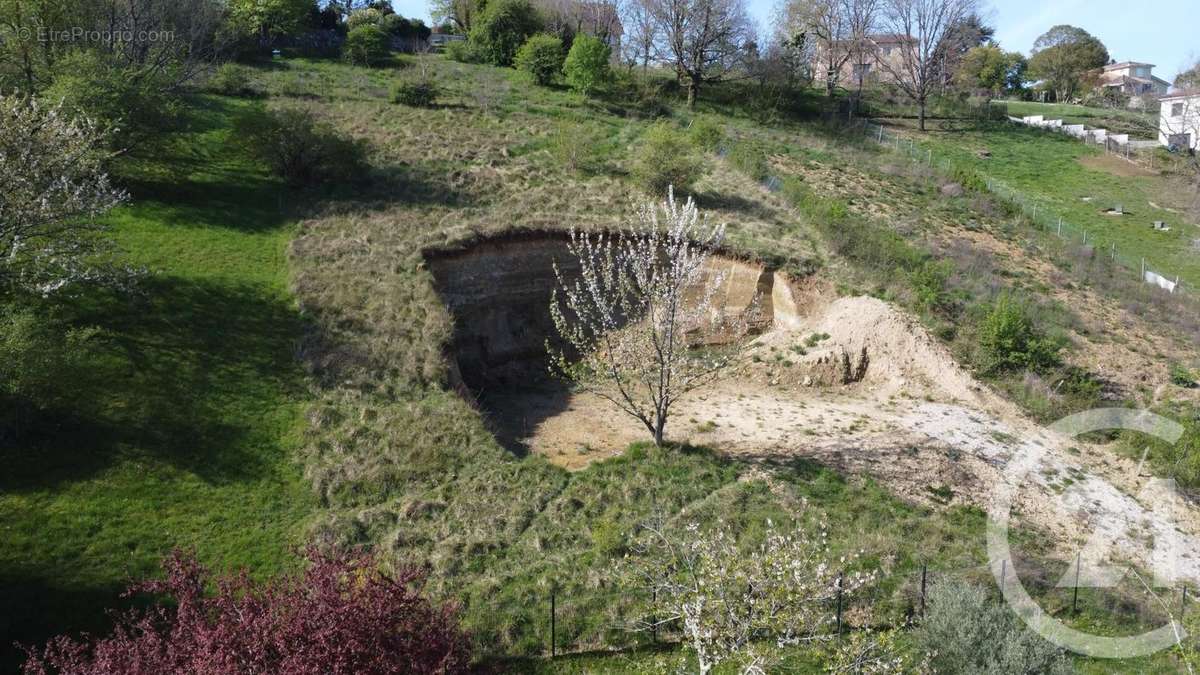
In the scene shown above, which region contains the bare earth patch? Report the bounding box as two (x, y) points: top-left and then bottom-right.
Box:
(1079, 154), (1158, 178)
(504, 293), (1200, 582)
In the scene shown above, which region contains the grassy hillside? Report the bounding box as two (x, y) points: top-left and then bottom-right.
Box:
(1005, 101), (1159, 138)
(0, 95), (317, 665)
(3, 53), (1197, 673)
(885, 119), (1200, 289)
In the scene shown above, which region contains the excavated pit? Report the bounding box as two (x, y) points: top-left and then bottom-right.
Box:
(423, 232), (801, 451)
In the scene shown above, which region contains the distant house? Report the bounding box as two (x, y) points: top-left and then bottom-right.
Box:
(1099, 62), (1171, 100)
(814, 34), (912, 89)
(428, 33), (466, 50)
(1159, 92), (1200, 150)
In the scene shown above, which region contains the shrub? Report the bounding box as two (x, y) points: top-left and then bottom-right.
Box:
(21, 548), (472, 674)
(343, 24), (391, 66)
(0, 306), (102, 437)
(514, 34), (564, 86)
(919, 580), (1071, 675)
(469, 0), (543, 67)
(345, 7), (384, 30)
(208, 63), (255, 97)
(978, 292), (1061, 374)
(630, 122), (707, 196)
(563, 34), (611, 95)
(394, 80), (439, 107)
(43, 50), (180, 148)
(236, 107), (367, 186)
(549, 121), (609, 174)
(443, 39), (481, 63)
(909, 260), (953, 314)
(689, 117), (724, 150)
(727, 143), (770, 182)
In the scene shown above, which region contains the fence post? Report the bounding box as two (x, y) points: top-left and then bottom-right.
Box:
(1057, 218), (1062, 236)
(1181, 586), (1189, 623)
(920, 564), (928, 618)
(1111, 243), (1116, 260)
(1072, 552), (1081, 615)
(878, 125), (884, 142)
(836, 573), (844, 638)
(550, 589), (556, 658)
(1000, 559), (1007, 596)
(651, 588), (658, 645)
(1142, 258), (1146, 278)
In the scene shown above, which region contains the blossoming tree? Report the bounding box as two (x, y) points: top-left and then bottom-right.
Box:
(549, 187), (754, 446)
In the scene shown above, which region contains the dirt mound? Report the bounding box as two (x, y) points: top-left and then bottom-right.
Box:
(750, 296), (988, 404)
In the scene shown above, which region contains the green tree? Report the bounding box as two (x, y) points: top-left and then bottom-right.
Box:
(955, 45), (1026, 96)
(228, 0), (314, 47)
(562, 34), (611, 95)
(978, 292), (1061, 374)
(343, 24), (392, 66)
(514, 34), (564, 85)
(468, 0), (542, 67)
(629, 122), (708, 196)
(1176, 61), (1200, 91)
(1027, 25), (1109, 102)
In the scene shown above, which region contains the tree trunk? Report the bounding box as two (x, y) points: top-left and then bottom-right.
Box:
(653, 415), (666, 447)
(918, 98), (927, 132)
(687, 74), (700, 109)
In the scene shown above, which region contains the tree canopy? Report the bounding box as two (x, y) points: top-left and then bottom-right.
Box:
(1027, 24), (1108, 102)
(955, 45), (1026, 96)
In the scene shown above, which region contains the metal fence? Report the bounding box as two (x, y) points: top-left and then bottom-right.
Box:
(857, 119), (1193, 300)
(478, 558), (1193, 662)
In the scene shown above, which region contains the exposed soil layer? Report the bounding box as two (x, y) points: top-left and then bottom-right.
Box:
(424, 235), (1200, 583)
(423, 232), (800, 391)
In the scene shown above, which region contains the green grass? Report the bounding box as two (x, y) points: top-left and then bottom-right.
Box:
(1005, 101), (1159, 138)
(4, 54), (1196, 672)
(0, 94), (316, 666)
(908, 121), (1200, 287)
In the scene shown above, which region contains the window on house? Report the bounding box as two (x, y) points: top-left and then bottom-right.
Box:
(1172, 103), (1185, 117)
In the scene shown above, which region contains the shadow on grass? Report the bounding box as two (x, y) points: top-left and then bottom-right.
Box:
(0, 275), (307, 492)
(0, 575), (129, 671)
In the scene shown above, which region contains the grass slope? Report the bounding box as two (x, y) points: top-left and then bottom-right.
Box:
(908, 121), (1200, 287)
(0, 95), (316, 666)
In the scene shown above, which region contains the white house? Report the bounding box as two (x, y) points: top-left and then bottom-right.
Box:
(1159, 92), (1200, 151)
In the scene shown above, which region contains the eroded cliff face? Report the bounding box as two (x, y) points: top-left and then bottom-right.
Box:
(424, 233), (800, 391)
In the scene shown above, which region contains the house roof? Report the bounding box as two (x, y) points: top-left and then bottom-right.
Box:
(870, 33), (913, 45)
(1161, 91), (1200, 101)
(1104, 61), (1155, 71)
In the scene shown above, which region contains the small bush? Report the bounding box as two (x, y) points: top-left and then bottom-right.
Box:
(208, 63), (255, 97)
(728, 143), (770, 182)
(469, 0), (543, 67)
(919, 580), (1071, 675)
(236, 107), (367, 186)
(549, 121), (610, 174)
(630, 122), (707, 196)
(563, 34), (611, 95)
(978, 292), (1061, 374)
(43, 50), (180, 148)
(394, 81), (439, 107)
(514, 34), (564, 86)
(343, 24), (392, 67)
(0, 306), (101, 436)
(21, 548), (472, 674)
(909, 260), (953, 314)
(688, 117), (724, 150)
(1171, 363), (1197, 388)
(443, 39), (481, 63)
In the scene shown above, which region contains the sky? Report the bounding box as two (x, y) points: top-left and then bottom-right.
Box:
(391, 0), (1197, 82)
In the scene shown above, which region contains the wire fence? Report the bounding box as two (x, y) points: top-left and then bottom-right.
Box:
(476, 558), (1194, 661)
(857, 119), (1193, 300)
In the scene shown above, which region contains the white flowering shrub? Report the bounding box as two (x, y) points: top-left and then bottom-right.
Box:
(627, 512), (880, 674)
(0, 95), (128, 295)
(549, 187), (754, 446)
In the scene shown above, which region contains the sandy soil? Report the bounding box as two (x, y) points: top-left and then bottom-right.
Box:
(496, 294), (1200, 582)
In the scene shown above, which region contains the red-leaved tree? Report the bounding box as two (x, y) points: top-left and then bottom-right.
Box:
(21, 548), (471, 675)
